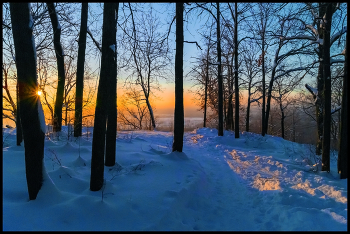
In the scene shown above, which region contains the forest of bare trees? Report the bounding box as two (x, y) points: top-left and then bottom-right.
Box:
(3, 3), (347, 199)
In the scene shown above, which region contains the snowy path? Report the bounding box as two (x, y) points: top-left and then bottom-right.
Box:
(183, 130), (280, 230)
(186, 140), (260, 230)
(179, 128), (347, 231)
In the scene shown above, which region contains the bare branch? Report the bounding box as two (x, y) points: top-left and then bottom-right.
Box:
(183, 40), (202, 50)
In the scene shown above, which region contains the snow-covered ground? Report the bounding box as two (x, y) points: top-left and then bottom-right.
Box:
(2, 126), (347, 231)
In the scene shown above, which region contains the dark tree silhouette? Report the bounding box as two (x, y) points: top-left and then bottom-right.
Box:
(74, 2), (88, 137)
(47, 2), (66, 133)
(321, 3), (337, 172)
(314, 3), (327, 155)
(203, 31), (213, 128)
(337, 31), (347, 179)
(10, 3), (45, 200)
(16, 83), (23, 145)
(90, 3), (117, 191)
(105, 3), (119, 166)
(232, 3), (240, 138)
(217, 2), (224, 136)
(172, 2), (184, 152)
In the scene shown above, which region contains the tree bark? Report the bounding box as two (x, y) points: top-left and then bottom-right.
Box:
(16, 83), (23, 145)
(74, 2), (88, 137)
(90, 3), (116, 191)
(226, 52), (234, 131)
(47, 2), (66, 133)
(315, 3), (327, 155)
(172, 2), (184, 152)
(203, 48), (209, 128)
(217, 3), (224, 136)
(261, 34), (266, 136)
(10, 3), (45, 200)
(234, 2), (240, 138)
(264, 66), (277, 136)
(321, 3), (335, 172)
(279, 100), (285, 139)
(246, 81), (252, 132)
(105, 3), (118, 166)
(337, 29), (347, 179)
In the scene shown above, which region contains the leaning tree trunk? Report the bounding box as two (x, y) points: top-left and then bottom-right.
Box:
(217, 2), (224, 136)
(172, 2), (184, 152)
(90, 3), (116, 191)
(74, 2), (88, 137)
(337, 30), (347, 179)
(47, 2), (66, 133)
(145, 96), (156, 130)
(10, 3), (45, 200)
(264, 66), (277, 136)
(203, 50), (209, 128)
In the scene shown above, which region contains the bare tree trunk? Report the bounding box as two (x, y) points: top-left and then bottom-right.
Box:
(16, 83), (23, 145)
(264, 66), (277, 136)
(128, 4), (157, 130)
(217, 3), (224, 136)
(203, 50), (209, 128)
(315, 3), (327, 155)
(74, 2), (88, 137)
(321, 3), (336, 172)
(316, 62), (324, 155)
(47, 2), (66, 133)
(261, 38), (266, 136)
(246, 101), (250, 132)
(172, 2), (184, 152)
(105, 3), (119, 166)
(279, 100), (285, 139)
(90, 3), (116, 191)
(246, 81), (252, 132)
(145, 97), (156, 130)
(226, 52), (234, 131)
(338, 30), (347, 179)
(10, 2), (45, 200)
(234, 2), (239, 138)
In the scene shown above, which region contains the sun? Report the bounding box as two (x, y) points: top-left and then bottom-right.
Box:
(37, 90), (42, 96)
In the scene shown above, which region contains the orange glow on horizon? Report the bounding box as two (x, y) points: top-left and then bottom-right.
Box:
(117, 85), (202, 117)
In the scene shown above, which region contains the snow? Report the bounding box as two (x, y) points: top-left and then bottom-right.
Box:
(305, 84), (318, 96)
(331, 26), (347, 45)
(330, 58), (345, 65)
(109, 44), (116, 53)
(283, 35), (315, 41)
(305, 24), (318, 36)
(28, 3), (34, 29)
(317, 38), (323, 46)
(56, 13), (61, 30)
(2, 126), (347, 231)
